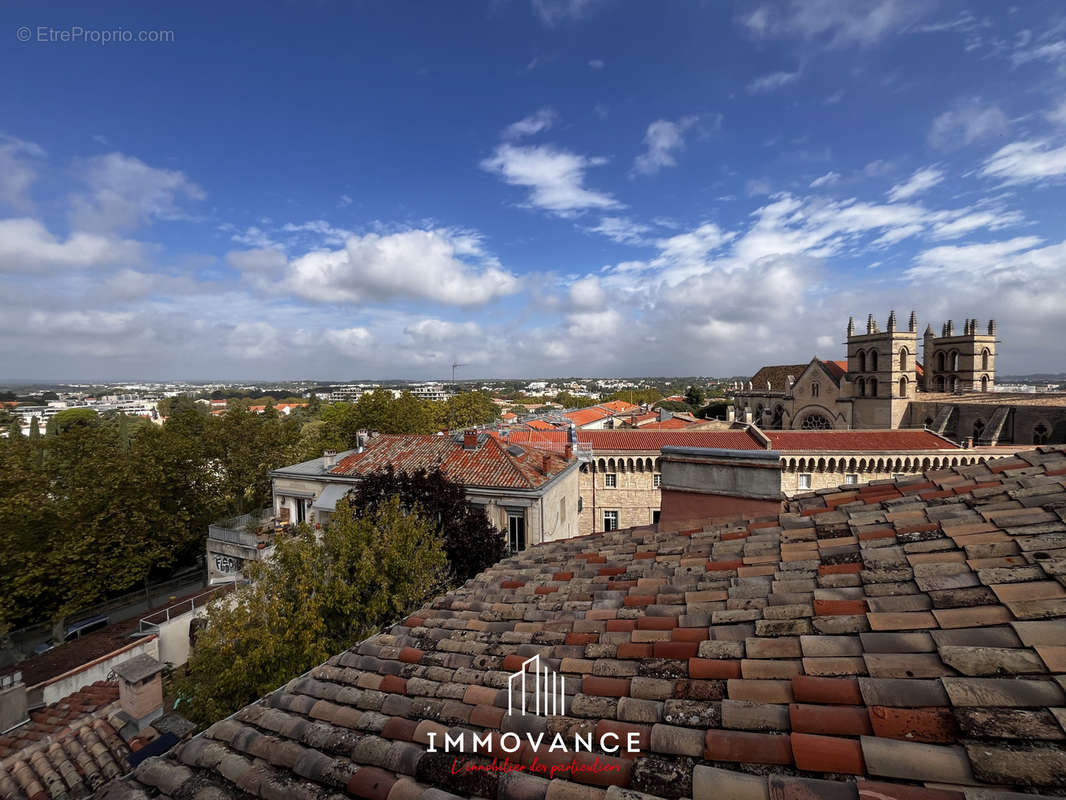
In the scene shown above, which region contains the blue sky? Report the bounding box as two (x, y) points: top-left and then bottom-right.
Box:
(2, 0), (1066, 381)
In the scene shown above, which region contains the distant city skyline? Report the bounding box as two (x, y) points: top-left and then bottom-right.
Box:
(3, 1), (1066, 380)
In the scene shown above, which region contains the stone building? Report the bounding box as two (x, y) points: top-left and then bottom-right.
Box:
(267, 431), (579, 554)
(503, 427), (1015, 535)
(732, 312), (1066, 445)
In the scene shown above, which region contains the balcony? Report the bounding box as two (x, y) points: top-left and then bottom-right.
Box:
(207, 508), (275, 550)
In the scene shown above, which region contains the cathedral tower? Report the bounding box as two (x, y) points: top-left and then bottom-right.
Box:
(923, 319), (997, 393)
(846, 310), (919, 427)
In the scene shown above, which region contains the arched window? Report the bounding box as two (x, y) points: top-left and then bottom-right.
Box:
(1034, 423), (1049, 445)
(936, 375), (945, 392)
(857, 350), (866, 372)
(857, 377), (866, 397)
(951, 376), (959, 392)
(950, 350), (959, 371)
(973, 419), (985, 443)
(801, 414), (832, 430)
(811, 382), (820, 398)
(935, 351), (945, 371)
(898, 376), (908, 397)
(870, 350), (878, 371)
(869, 378), (878, 397)
(899, 347), (908, 370)
(982, 348), (990, 370)
(981, 375), (989, 392)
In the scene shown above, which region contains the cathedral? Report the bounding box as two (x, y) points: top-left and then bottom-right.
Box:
(731, 312), (1066, 445)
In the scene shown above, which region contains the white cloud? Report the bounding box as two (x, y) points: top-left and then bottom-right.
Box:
(928, 99), (1008, 149)
(824, 90), (845, 105)
(906, 235), (1052, 281)
(502, 108), (557, 140)
(742, 0), (925, 48)
(1047, 96), (1066, 126)
(588, 216), (652, 245)
(403, 319), (481, 343)
(233, 227), (519, 307)
(0, 217), (144, 273)
(480, 143), (620, 216)
(887, 166), (945, 201)
(588, 59), (605, 70)
(338, 194), (353, 207)
(746, 178), (773, 196)
(531, 0), (598, 26)
(632, 116), (698, 175)
(568, 275), (606, 310)
(70, 153), (205, 232)
(810, 171), (841, 188)
(0, 135), (44, 212)
(980, 139), (1066, 184)
(747, 69), (801, 93)
(322, 327), (374, 356)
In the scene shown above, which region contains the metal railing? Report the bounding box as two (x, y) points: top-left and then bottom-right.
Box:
(137, 584), (235, 633)
(208, 508), (273, 548)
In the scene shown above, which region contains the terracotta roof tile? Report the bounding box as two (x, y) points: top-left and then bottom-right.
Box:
(94, 445), (1066, 799)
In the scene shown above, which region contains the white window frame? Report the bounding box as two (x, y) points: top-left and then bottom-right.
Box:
(798, 473), (813, 490)
(653, 473), (662, 488)
(844, 473), (859, 485)
(603, 510), (619, 531)
(604, 473), (617, 488)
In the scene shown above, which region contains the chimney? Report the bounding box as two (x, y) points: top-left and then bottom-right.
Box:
(541, 454), (552, 474)
(113, 654), (166, 734)
(323, 449), (337, 468)
(463, 430), (479, 450)
(563, 443), (573, 460)
(0, 672), (27, 733)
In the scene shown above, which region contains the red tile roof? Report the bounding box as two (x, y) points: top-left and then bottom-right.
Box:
(501, 428), (961, 453)
(563, 406), (612, 427)
(627, 417), (700, 430)
(97, 446), (1066, 799)
(599, 400), (639, 414)
(331, 434), (573, 489)
(765, 429), (958, 451)
(579, 430), (764, 450)
(525, 419), (557, 430)
(824, 359), (849, 380)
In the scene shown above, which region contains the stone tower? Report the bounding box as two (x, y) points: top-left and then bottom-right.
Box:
(923, 319), (997, 393)
(846, 310), (919, 427)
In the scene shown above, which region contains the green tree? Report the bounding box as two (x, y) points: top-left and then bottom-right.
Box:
(684, 385), (706, 408)
(50, 408), (99, 433)
(175, 497), (446, 723)
(349, 466), (505, 581)
(446, 391), (499, 429)
(604, 388), (662, 406)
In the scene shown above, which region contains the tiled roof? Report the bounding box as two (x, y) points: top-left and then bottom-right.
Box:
(526, 419), (558, 430)
(500, 429), (963, 454)
(749, 364), (810, 393)
(564, 407), (613, 427)
(0, 682), (132, 799)
(824, 360), (849, 380)
(634, 418), (700, 430)
(765, 430), (959, 452)
(600, 401), (640, 414)
(578, 430), (764, 451)
(330, 434), (572, 490)
(95, 446), (1066, 799)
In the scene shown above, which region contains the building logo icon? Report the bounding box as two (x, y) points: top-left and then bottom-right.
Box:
(507, 654), (566, 716)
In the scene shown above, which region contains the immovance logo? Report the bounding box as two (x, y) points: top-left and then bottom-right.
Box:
(507, 654), (565, 716)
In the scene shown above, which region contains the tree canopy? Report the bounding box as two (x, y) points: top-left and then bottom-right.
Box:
(348, 466), (505, 581)
(175, 497), (446, 723)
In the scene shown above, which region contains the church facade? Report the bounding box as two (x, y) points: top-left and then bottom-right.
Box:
(732, 312), (1066, 445)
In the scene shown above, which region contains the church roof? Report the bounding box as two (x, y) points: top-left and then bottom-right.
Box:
(95, 445), (1066, 800)
(749, 363), (810, 393)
